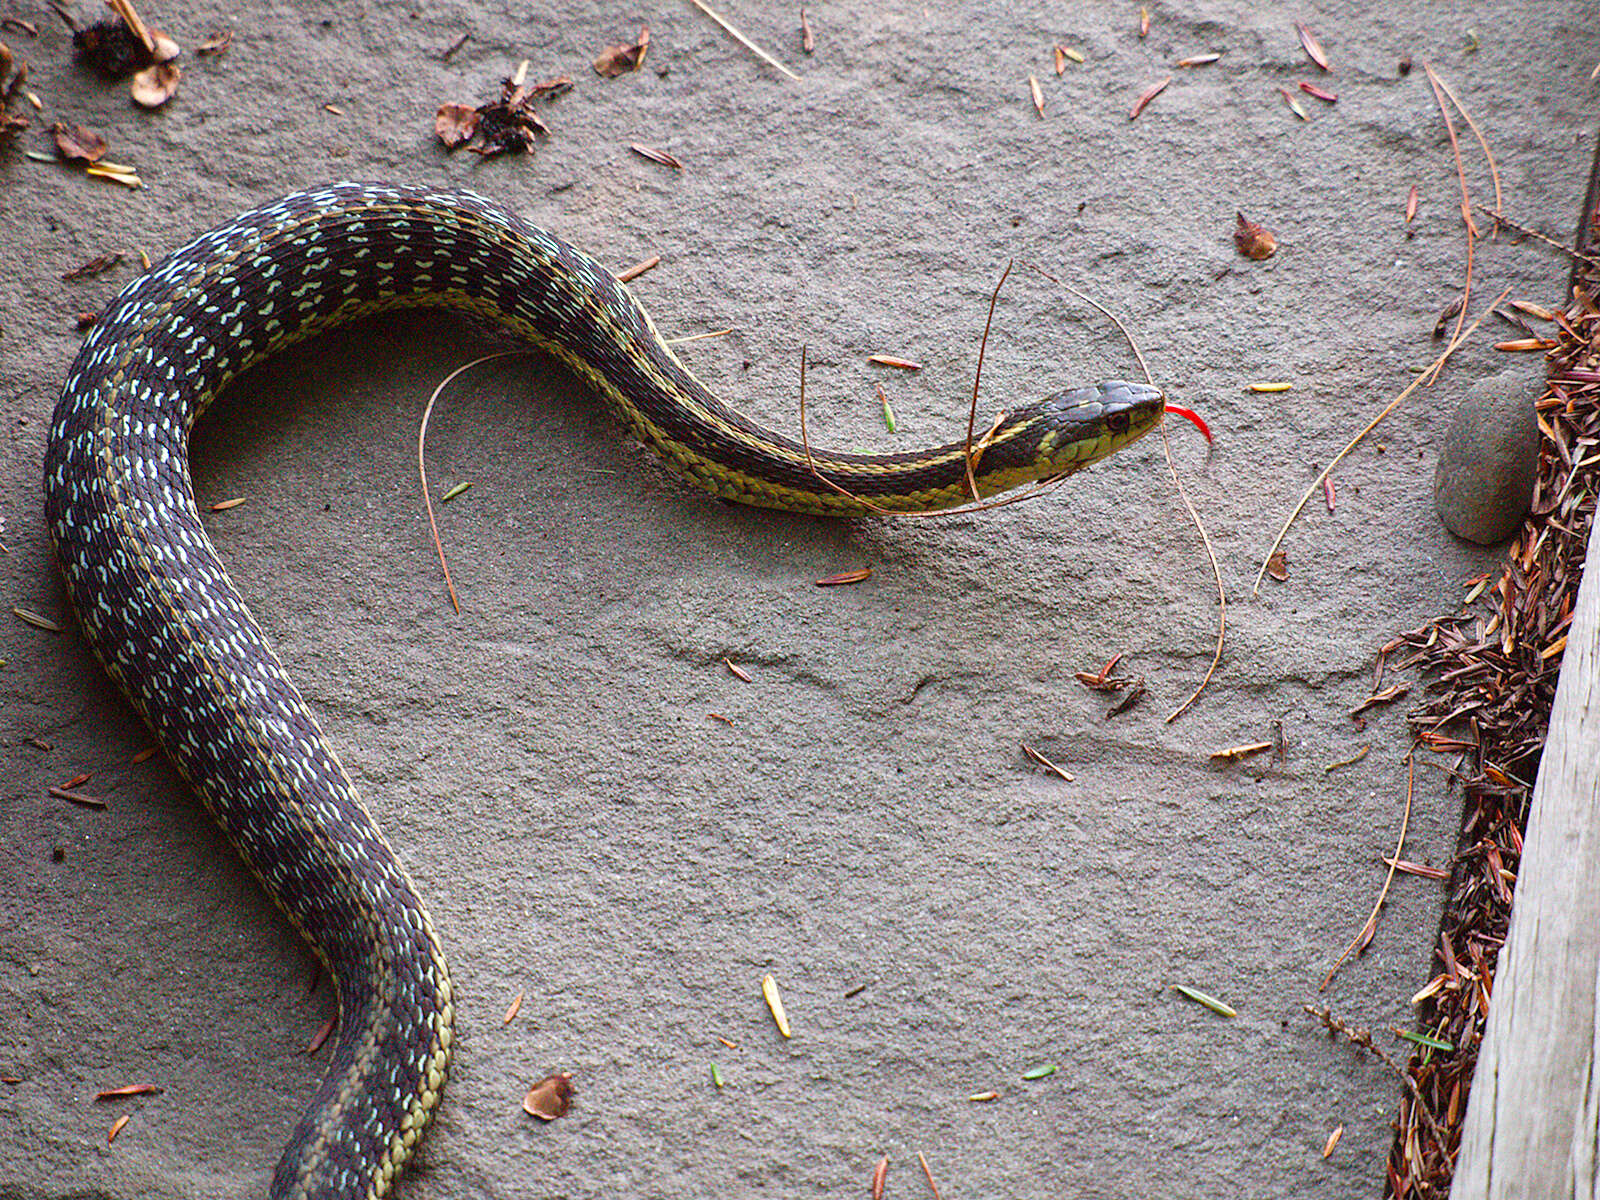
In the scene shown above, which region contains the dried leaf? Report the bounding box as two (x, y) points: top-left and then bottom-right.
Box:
(52, 121), (107, 162)
(1323, 477), (1335, 512)
(61, 252), (122, 280)
(761, 973), (792, 1037)
(502, 991), (524, 1025)
(1021, 1062), (1057, 1080)
(1405, 184), (1419, 224)
(871, 1158), (888, 1200)
(724, 657), (753, 682)
(14, 606), (62, 632)
(522, 1072), (574, 1120)
(107, 1113), (130, 1142)
(1029, 73), (1043, 118)
(1053, 46), (1065, 75)
(1175, 52), (1221, 67)
(1020, 742), (1073, 781)
(1298, 81), (1337, 103)
(800, 8), (814, 54)
(1210, 741), (1272, 763)
(1295, 22), (1330, 71)
(129, 60), (179, 108)
(1494, 338), (1556, 352)
(867, 354), (920, 369)
(194, 29), (232, 55)
(1322, 1125), (1343, 1158)
(95, 1083), (163, 1100)
(1234, 212), (1277, 259)
(209, 496), (247, 511)
(630, 142), (683, 169)
(815, 567), (870, 586)
(1128, 75), (1170, 120)
(305, 1016), (335, 1055)
(434, 102), (479, 148)
(594, 26), (649, 77)
(51, 786), (105, 808)
(1278, 87), (1309, 121)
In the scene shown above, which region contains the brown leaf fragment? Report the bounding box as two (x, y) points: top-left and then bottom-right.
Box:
(1128, 75), (1170, 120)
(107, 1113), (130, 1143)
(1384, 857), (1448, 881)
(724, 657), (753, 682)
(615, 254), (660, 283)
(1349, 683), (1407, 717)
(129, 60), (179, 108)
(95, 1083), (163, 1100)
(1323, 477), (1335, 512)
(209, 496), (247, 511)
(1494, 338), (1557, 352)
(435, 102), (479, 148)
(1295, 22), (1330, 71)
(52, 121), (107, 162)
(815, 567), (871, 586)
(131, 746), (159, 764)
(1298, 81), (1337, 103)
(61, 773), (90, 790)
(1138, 7), (1150, 37)
(305, 1016), (336, 1055)
(1175, 52), (1222, 67)
(62, 252), (123, 281)
(194, 29), (232, 56)
(870, 1157), (888, 1200)
(1509, 299), (1555, 321)
(1405, 184), (1419, 224)
(800, 7), (814, 54)
(502, 991), (524, 1026)
(1029, 73), (1044, 118)
(523, 1072), (574, 1120)
(1054, 45), (1065, 75)
(867, 354), (920, 370)
(1210, 741), (1273, 763)
(1278, 87), (1309, 121)
(1323, 1124), (1343, 1158)
(1020, 742), (1073, 781)
(630, 142), (683, 170)
(1234, 212), (1277, 259)
(594, 26), (649, 77)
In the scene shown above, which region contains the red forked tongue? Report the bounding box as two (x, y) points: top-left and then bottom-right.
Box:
(1163, 404), (1212, 444)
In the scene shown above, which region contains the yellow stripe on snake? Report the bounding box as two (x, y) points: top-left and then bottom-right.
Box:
(43, 182), (1164, 1197)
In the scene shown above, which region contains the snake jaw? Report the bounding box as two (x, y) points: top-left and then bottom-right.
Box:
(1032, 380), (1165, 471)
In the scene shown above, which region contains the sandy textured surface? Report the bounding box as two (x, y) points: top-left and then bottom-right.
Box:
(2, 2), (1594, 1197)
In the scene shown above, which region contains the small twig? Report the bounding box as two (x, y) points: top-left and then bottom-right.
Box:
(965, 260), (1013, 502)
(418, 351), (531, 614)
(1422, 62), (1476, 381)
(917, 1151), (944, 1200)
(662, 328), (734, 345)
(685, 0), (799, 79)
(1252, 288), (1510, 596)
(1476, 205), (1600, 268)
(1322, 752), (1415, 990)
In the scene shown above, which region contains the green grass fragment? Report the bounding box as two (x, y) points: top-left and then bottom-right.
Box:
(440, 481), (473, 503)
(1021, 1063), (1057, 1080)
(1394, 1028), (1453, 1052)
(1170, 984), (1237, 1018)
(710, 1062), (724, 1089)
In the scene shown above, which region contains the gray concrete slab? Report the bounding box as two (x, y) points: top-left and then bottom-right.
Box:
(1, 1), (1593, 1197)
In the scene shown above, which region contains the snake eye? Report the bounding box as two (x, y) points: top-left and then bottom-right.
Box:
(1106, 410), (1131, 435)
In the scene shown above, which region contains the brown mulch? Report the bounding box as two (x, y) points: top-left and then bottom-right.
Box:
(1379, 143), (1600, 1198)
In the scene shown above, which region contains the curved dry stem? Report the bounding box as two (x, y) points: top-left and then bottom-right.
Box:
(418, 350), (531, 614)
(1250, 287), (1510, 597)
(1322, 751), (1415, 991)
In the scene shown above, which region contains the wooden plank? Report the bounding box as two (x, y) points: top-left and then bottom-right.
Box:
(1452, 515), (1600, 1199)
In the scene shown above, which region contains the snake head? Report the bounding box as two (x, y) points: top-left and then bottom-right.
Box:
(1030, 380), (1165, 472)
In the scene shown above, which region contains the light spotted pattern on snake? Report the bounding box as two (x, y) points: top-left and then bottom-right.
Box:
(43, 182), (1164, 1197)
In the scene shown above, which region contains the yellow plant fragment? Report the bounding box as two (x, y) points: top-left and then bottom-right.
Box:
(761, 973), (792, 1038)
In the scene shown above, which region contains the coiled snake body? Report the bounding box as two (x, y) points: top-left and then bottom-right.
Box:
(43, 182), (1163, 1197)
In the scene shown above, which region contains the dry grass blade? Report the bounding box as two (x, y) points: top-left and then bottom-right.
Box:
(418, 351), (531, 614)
(1252, 288), (1510, 596)
(1322, 753), (1415, 991)
(1421, 61), (1481, 380)
(685, 0), (798, 79)
(1423, 62), (1501, 220)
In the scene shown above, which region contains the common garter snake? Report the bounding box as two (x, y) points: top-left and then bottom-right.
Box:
(43, 182), (1164, 1197)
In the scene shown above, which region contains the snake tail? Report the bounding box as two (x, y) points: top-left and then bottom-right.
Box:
(43, 182), (1162, 1198)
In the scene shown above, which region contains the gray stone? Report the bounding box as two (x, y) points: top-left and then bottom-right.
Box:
(1435, 370), (1541, 545)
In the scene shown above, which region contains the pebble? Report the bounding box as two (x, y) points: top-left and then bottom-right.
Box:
(1433, 370), (1540, 545)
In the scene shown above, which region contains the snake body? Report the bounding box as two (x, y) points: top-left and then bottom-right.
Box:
(43, 182), (1163, 1198)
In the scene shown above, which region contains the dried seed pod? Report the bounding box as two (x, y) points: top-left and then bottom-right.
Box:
(1233, 212), (1277, 259)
